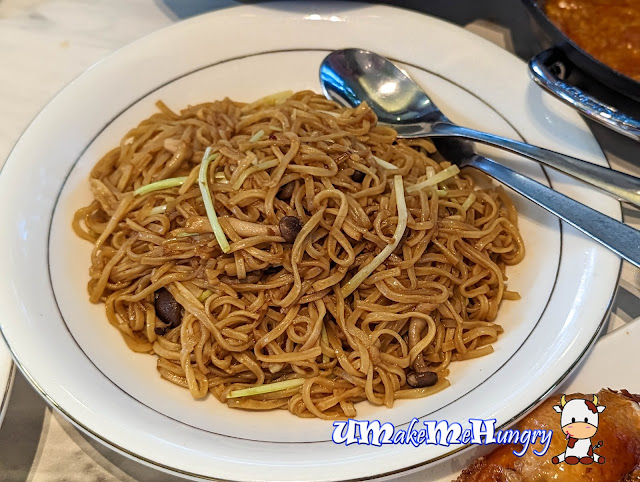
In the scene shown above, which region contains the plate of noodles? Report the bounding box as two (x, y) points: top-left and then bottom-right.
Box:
(0, 2), (621, 480)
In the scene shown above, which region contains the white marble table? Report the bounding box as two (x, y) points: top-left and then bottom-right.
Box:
(0, 1), (638, 480)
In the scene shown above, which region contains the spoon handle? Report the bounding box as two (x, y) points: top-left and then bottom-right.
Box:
(430, 122), (640, 207)
(463, 155), (640, 268)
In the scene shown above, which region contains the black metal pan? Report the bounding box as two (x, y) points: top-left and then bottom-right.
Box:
(522, 0), (640, 140)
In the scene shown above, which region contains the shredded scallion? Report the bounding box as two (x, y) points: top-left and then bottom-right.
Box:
(372, 155), (398, 170)
(198, 289), (212, 302)
(227, 378), (304, 398)
(341, 175), (407, 297)
(461, 193), (476, 211)
(249, 129), (265, 143)
(134, 177), (187, 196)
(198, 147), (230, 253)
(149, 205), (167, 215)
(407, 165), (460, 193)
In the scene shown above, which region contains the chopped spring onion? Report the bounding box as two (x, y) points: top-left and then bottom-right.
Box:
(198, 147), (230, 253)
(248, 129), (264, 143)
(341, 175), (407, 297)
(231, 159), (279, 190)
(373, 155), (398, 170)
(149, 205), (167, 215)
(134, 177), (187, 196)
(198, 289), (212, 302)
(461, 193), (476, 211)
(227, 378), (305, 398)
(406, 165), (460, 193)
(437, 188), (448, 197)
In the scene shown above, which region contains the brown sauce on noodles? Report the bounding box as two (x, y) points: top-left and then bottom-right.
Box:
(73, 91), (524, 419)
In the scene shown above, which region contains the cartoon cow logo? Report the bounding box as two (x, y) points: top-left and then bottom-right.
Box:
(552, 394), (605, 465)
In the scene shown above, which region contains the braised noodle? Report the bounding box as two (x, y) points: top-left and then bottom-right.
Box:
(72, 90), (525, 420)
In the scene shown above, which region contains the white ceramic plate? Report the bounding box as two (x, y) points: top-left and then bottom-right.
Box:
(560, 318), (640, 394)
(0, 3), (621, 480)
(0, 340), (13, 427)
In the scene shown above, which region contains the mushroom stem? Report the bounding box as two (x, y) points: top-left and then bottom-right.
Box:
(184, 216), (280, 238)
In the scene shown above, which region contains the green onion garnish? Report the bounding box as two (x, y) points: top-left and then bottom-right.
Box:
(249, 129), (264, 143)
(149, 205), (167, 215)
(341, 175), (407, 297)
(461, 193), (476, 211)
(373, 155), (398, 170)
(134, 177), (188, 196)
(198, 289), (212, 302)
(407, 165), (460, 193)
(227, 378), (305, 398)
(198, 147), (230, 253)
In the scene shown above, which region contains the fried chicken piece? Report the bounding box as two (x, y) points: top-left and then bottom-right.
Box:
(457, 389), (640, 482)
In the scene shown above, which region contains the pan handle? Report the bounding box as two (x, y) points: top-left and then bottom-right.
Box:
(529, 48), (640, 141)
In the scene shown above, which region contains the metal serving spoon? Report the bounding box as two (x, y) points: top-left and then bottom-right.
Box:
(319, 49), (640, 267)
(320, 48), (640, 208)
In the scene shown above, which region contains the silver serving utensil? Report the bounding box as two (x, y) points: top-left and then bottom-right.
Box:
(319, 48), (640, 268)
(320, 48), (640, 208)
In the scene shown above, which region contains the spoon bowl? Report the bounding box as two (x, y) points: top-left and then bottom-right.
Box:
(320, 48), (441, 126)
